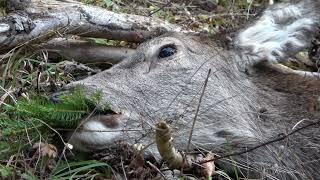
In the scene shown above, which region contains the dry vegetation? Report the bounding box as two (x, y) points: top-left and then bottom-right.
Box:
(0, 0), (319, 179)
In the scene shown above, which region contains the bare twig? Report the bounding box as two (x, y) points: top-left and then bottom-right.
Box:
(146, 161), (167, 179)
(200, 119), (320, 164)
(121, 156), (128, 180)
(54, 128), (143, 132)
(0, 86), (17, 104)
(149, 0), (171, 16)
(246, 0), (254, 20)
(186, 69), (211, 152)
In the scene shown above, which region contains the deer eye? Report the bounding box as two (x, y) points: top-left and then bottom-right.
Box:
(158, 45), (177, 59)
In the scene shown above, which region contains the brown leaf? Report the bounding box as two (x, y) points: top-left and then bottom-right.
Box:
(202, 152), (215, 178)
(129, 153), (145, 168)
(33, 142), (58, 158)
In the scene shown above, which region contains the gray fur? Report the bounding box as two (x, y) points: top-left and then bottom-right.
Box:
(67, 1), (320, 179)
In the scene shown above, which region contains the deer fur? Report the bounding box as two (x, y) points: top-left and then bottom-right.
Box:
(66, 1), (320, 179)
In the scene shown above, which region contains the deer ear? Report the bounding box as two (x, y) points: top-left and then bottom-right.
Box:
(234, 1), (319, 64)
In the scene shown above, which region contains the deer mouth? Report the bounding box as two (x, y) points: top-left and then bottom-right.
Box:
(67, 108), (127, 151)
(88, 109), (123, 129)
(50, 88), (125, 129)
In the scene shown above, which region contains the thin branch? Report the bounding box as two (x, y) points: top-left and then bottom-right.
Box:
(147, 161), (167, 179)
(36, 38), (136, 64)
(54, 128), (143, 132)
(186, 69), (211, 152)
(121, 156), (128, 180)
(246, 0), (254, 20)
(200, 119), (320, 164)
(149, 0), (171, 16)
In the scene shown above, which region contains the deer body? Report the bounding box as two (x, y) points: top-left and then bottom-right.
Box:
(67, 1), (320, 179)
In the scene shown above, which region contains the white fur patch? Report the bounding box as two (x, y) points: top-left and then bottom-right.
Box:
(69, 121), (122, 151)
(236, 2), (318, 63)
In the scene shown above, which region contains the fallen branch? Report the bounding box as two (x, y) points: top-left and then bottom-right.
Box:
(36, 38), (136, 64)
(0, 0), (186, 51)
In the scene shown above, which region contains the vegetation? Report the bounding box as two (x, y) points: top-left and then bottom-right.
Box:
(2, 0), (316, 179)
(80, 0), (268, 34)
(0, 85), (110, 178)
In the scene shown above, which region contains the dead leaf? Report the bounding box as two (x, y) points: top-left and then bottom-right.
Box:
(129, 153), (145, 168)
(33, 142), (58, 158)
(202, 152), (215, 178)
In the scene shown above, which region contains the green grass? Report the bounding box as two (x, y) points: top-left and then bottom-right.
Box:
(50, 160), (112, 179)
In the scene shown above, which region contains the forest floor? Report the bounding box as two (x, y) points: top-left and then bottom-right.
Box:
(0, 0), (319, 179)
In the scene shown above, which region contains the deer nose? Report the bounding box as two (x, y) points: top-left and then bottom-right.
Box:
(82, 114), (122, 129)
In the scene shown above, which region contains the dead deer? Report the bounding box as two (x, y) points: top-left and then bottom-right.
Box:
(47, 1), (320, 179)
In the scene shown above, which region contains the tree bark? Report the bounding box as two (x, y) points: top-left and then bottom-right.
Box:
(0, 0), (185, 51)
(36, 38), (136, 64)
